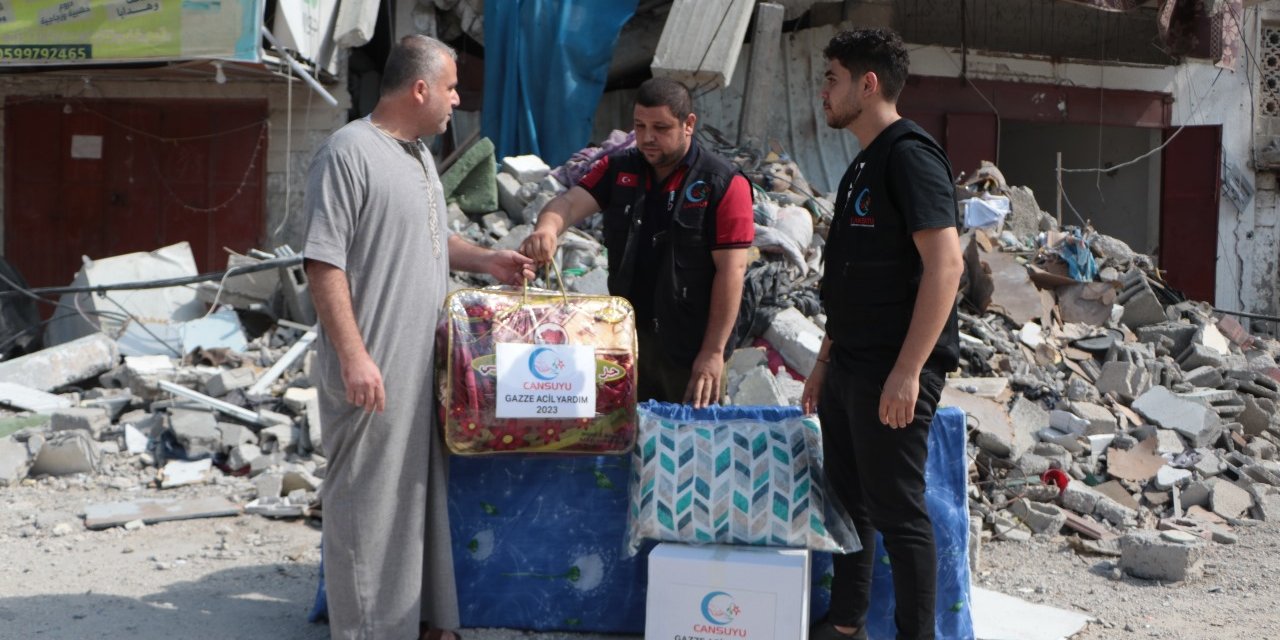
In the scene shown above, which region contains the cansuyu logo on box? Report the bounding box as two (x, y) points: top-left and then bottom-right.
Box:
(700, 591), (741, 624)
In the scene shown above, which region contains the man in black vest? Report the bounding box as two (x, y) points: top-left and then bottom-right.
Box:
(801, 29), (963, 640)
(521, 78), (754, 408)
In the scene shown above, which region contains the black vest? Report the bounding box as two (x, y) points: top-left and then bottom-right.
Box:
(601, 145), (743, 366)
(820, 119), (960, 373)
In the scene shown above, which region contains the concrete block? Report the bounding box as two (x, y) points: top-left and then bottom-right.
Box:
(992, 513), (1032, 542)
(228, 443), (263, 471)
(518, 191), (556, 227)
(29, 432), (100, 476)
(0, 333), (120, 392)
(281, 464), (322, 493)
(725, 347), (769, 397)
(1095, 361), (1151, 402)
(1009, 498), (1067, 535)
(1133, 386), (1223, 448)
(0, 382), (73, 413)
(1120, 530), (1206, 582)
(651, 0), (754, 90)
(205, 367), (256, 397)
(1094, 496), (1139, 527)
(1183, 365), (1224, 388)
(762, 307), (823, 377)
(1061, 482), (1104, 515)
(501, 155), (551, 183)
(50, 407), (111, 440)
(731, 366), (787, 406)
(1014, 452), (1051, 477)
(250, 451), (285, 476)
(1137, 322), (1197, 356)
(1238, 394), (1277, 437)
(1070, 402), (1119, 435)
(1211, 479), (1254, 520)
(1246, 440), (1277, 460)
(158, 458), (212, 488)
(1192, 449), (1226, 478)
(1181, 480), (1212, 511)
(168, 409), (220, 458)
(496, 172), (528, 220)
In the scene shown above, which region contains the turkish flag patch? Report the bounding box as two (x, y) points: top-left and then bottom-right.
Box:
(616, 172), (639, 187)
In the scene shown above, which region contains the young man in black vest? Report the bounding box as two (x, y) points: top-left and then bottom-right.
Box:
(521, 78), (754, 408)
(801, 29), (963, 640)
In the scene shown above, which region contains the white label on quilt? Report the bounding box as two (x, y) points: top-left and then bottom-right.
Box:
(495, 343), (596, 418)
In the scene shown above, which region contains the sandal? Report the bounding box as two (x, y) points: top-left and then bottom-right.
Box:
(809, 619), (867, 640)
(419, 622), (462, 640)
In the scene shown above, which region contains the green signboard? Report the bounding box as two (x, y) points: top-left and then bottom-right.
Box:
(0, 0), (263, 65)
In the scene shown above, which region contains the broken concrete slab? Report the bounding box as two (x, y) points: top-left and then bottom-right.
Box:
(1238, 394), (1278, 437)
(1009, 396), (1050, 439)
(501, 154), (551, 183)
(1155, 465), (1193, 490)
(1070, 402), (1119, 435)
(0, 333), (120, 392)
(1183, 365), (1224, 388)
(970, 586), (1092, 640)
(260, 424), (297, 454)
(1056, 282), (1115, 326)
(0, 382), (72, 413)
(1180, 343), (1226, 371)
(495, 172), (529, 219)
(217, 422), (257, 454)
(50, 407), (111, 440)
(1211, 479), (1254, 520)
(29, 431), (99, 476)
(245, 496), (306, 519)
(945, 377), (1011, 401)
(83, 496), (240, 529)
(1120, 530), (1206, 582)
(983, 248), (1044, 326)
(1049, 410), (1090, 435)
(282, 387), (318, 413)
(1094, 361), (1151, 403)
(942, 387), (1026, 458)
(762, 307), (823, 377)
(1106, 437), (1164, 483)
(1117, 270), (1167, 329)
(1132, 386), (1223, 448)
(228, 443), (262, 471)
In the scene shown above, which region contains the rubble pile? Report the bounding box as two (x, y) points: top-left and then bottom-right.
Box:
(3, 134), (1278, 586)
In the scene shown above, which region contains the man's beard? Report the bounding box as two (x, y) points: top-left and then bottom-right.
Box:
(826, 104), (862, 129)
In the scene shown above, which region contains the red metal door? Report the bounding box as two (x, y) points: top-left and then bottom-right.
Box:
(1158, 125), (1221, 304)
(945, 112), (999, 182)
(4, 98), (267, 289)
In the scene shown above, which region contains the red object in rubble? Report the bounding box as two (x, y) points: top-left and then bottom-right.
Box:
(1041, 468), (1070, 495)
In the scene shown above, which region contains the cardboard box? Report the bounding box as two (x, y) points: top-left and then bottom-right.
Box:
(646, 543), (810, 640)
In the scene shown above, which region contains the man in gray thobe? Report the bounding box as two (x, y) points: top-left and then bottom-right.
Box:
(304, 35), (533, 640)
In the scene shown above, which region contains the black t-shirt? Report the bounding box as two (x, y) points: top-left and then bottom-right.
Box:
(867, 123), (957, 233)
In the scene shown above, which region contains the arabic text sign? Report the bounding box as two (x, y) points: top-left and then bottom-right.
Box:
(495, 343), (597, 419)
(0, 0), (262, 64)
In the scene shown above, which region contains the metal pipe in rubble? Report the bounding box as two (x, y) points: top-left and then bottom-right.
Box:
(0, 255), (304, 298)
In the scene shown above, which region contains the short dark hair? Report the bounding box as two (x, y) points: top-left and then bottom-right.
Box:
(823, 28), (909, 102)
(635, 77), (694, 122)
(381, 34), (456, 94)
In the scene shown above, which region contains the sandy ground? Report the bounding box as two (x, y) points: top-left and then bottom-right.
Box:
(4, 474), (1278, 640)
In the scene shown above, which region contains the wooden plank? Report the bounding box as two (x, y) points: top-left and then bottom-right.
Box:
(1062, 510), (1114, 540)
(84, 496), (241, 530)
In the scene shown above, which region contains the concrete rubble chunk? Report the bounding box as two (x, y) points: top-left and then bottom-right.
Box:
(260, 424), (297, 454)
(1094, 361), (1151, 403)
(1132, 386), (1223, 448)
(481, 211), (511, 239)
(762, 307), (823, 377)
(217, 423), (257, 454)
(1179, 343), (1226, 371)
(1117, 270), (1166, 329)
(725, 348), (769, 396)
(0, 333), (120, 392)
(1183, 365), (1224, 388)
(205, 366), (256, 398)
(255, 472), (285, 499)
(1010, 498), (1068, 535)
(168, 409), (221, 458)
(731, 366), (788, 406)
(0, 436), (41, 486)
(29, 431), (100, 477)
(1155, 465), (1193, 490)
(1009, 396), (1050, 439)
(159, 458), (212, 488)
(942, 387), (1025, 458)
(1120, 530), (1206, 582)
(992, 513), (1032, 542)
(1070, 402), (1119, 435)
(282, 387), (318, 413)
(501, 154), (550, 183)
(228, 443), (262, 471)
(1137, 323), (1197, 356)
(566, 269), (609, 295)
(1239, 394), (1279, 438)
(495, 172), (528, 219)
(1049, 410), (1090, 435)
(1155, 429), (1185, 455)
(1211, 479), (1254, 520)
(50, 407), (111, 440)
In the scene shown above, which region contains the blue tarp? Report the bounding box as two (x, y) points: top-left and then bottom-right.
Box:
(311, 407), (971, 636)
(482, 0), (637, 167)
